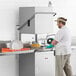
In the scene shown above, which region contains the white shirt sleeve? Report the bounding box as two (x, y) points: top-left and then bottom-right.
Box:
(55, 30), (64, 42)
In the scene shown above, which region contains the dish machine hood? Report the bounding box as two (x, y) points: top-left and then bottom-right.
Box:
(17, 7), (56, 42)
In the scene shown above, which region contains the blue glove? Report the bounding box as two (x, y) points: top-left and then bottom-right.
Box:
(46, 44), (54, 48)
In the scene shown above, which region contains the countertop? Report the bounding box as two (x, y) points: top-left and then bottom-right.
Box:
(0, 48), (54, 55)
(1, 46), (76, 56)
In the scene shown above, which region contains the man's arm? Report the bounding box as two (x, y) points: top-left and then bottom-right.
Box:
(52, 30), (64, 45)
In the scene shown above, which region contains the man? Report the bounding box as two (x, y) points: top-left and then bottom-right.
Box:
(51, 17), (72, 76)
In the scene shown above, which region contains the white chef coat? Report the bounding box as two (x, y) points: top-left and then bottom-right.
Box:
(55, 26), (72, 55)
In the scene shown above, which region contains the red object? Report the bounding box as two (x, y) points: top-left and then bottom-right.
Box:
(45, 57), (48, 59)
(13, 48), (30, 51)
(2, 48), (13, 53)
(21, 48), (30, 51)
(2, 48), (30, 53)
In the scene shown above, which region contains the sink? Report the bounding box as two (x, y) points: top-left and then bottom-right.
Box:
(35, 48), (54, 52)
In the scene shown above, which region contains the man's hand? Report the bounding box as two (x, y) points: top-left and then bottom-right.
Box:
(46, 39), (58, 48)
(51, 40), (58, 45)
(46, 44), (54, 48)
